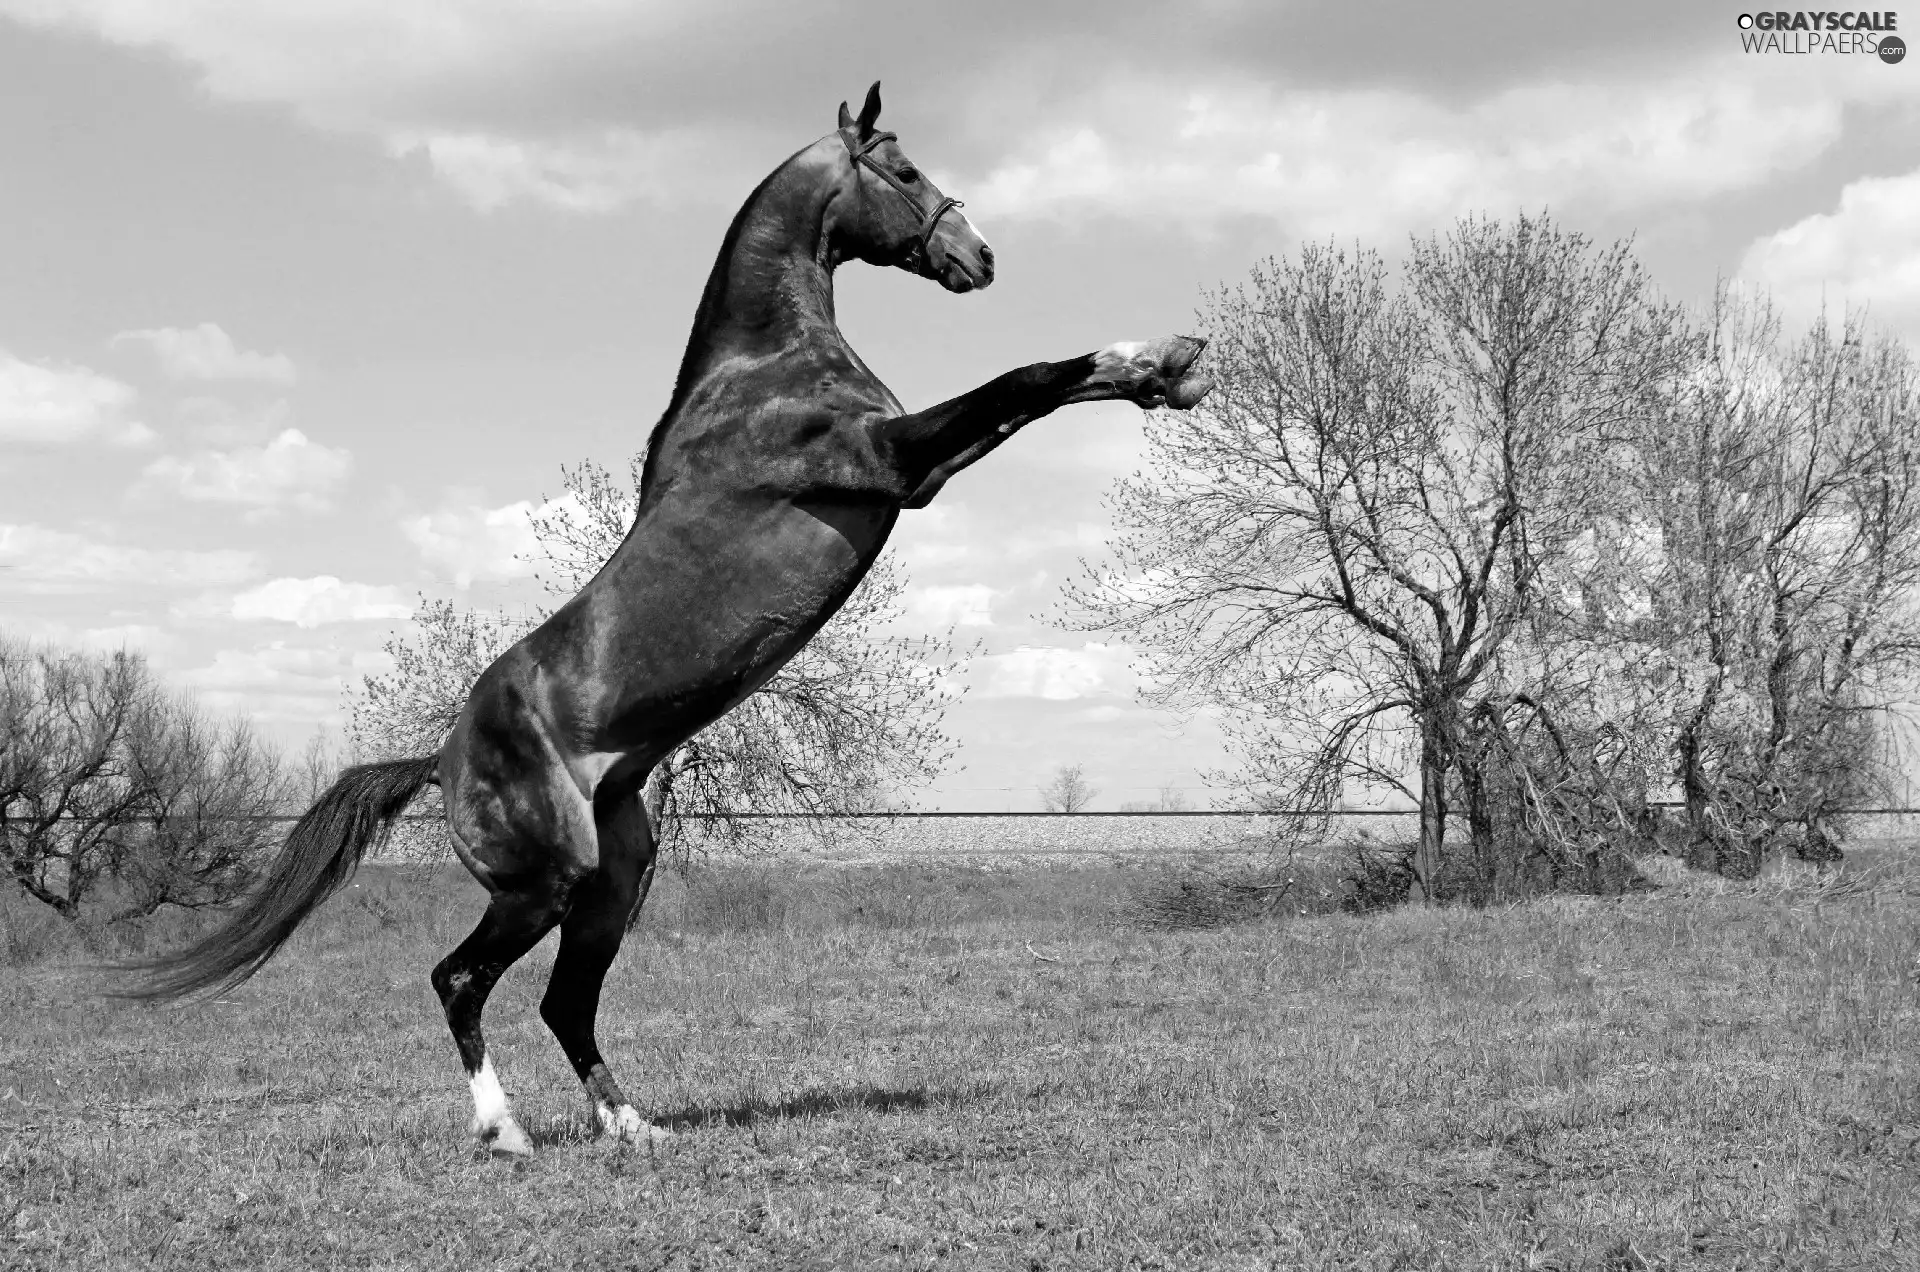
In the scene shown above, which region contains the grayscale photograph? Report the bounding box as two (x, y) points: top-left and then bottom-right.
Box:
(1, 3), (1916, 1268)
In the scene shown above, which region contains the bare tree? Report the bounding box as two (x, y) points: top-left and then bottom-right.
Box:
(113, 700), (291, 922)
(1427, 293), (1920, 885)
(1446, 653), (1674, 897)
(297, 729), (345, 807)
(1040, 763), (1099, 813)
(1741, 313), (1920, 861)
(352, 601), (534, 762)
(1628, 295), (1920, 872)
(0, 635), (291, 921)
(1409, 217), (1687, 888)
(351, 455), (970, 857)
(1, 640), (154, 916)
(1071, 215), (1684, 902)
(1119, 784), (1192, 812)
(1069, 243), (1431, 879)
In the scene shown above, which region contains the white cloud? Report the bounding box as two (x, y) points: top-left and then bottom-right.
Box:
(894, 508), (1115, 578)
(905, 584), (997, 629)
(391, 127), (754, 214)
(174, 641), (389, 724)
(172, 396), (298, 446)
(896, 538), (975, 570)
(140, 427), (351, 513)
(892, 504), (977, 570)
(8, 2), (1904, 225)
(973, 642), (1136, 700)
(0, 523), (260, 594)
(113, 322), (296, 384)
(228, 576), (413, 628)
(1737, 168), (1920, 345)
(0, 350), (153, 447)
(968, 58), (1910, 238)
(0, 1), (629, 125)
(74, 623), (175, 654)
(402, 495), (582, 588)
(0, 1), (766, 213)
(0, 616), (179, 659)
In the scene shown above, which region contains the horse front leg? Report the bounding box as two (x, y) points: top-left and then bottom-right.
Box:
(874, 335), (1210, 508)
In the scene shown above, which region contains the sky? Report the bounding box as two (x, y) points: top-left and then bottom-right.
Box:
(1, 3), (1916, 811)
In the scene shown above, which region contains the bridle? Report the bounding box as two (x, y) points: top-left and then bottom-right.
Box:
(841, 129), (964, 266)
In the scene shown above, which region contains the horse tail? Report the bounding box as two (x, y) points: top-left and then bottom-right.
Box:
(117, 756), (441, 1002)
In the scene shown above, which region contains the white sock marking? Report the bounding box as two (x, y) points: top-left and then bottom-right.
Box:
(1095, 341), (1149, 381)
(469, 1054), (510, 1132)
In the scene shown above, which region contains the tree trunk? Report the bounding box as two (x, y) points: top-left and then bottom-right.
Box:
(1797, 807), (1844, 865)
(641, 763), (670, 828)
(8, 860), (79, 919)
(1676, 723), (1721, 874)
(1455, 754), (1495, 905)
(1412, 723), (1447, 905)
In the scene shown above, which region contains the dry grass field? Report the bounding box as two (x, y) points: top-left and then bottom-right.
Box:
(3, 849), (1918, 1271)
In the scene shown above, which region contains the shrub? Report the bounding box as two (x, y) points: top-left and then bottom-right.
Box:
(1, 635), (293, 924)
(1128, 855), (1353, 931)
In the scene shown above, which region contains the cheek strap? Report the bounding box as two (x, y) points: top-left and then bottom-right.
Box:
(842, 129), (965, 259)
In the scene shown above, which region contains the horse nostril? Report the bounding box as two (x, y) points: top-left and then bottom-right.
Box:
(978, 244), (995, 278)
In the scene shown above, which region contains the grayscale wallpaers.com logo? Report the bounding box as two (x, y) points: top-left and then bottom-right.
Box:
(1737, 11), (1905, 60)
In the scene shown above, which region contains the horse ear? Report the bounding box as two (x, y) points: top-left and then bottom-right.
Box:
(856, 82), (882, 135)
(838, 100), (854, 131)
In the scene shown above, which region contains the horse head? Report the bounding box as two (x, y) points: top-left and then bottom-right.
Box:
(833, 82), (994, 294)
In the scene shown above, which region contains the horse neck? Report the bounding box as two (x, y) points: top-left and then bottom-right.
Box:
(672, 149), (843, 395)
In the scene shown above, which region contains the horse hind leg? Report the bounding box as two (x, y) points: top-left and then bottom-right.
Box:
(539, 791), (670, 1147)
(431, 865), (578, 1157)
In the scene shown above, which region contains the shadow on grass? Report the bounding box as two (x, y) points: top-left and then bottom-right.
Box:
(655, 1083), (964, 1132)
(513, 1083), (983, 1149)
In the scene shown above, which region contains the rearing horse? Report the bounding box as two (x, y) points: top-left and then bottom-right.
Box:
(129, 84), (1211, 1156)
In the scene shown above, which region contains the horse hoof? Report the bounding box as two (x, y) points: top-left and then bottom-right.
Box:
(599, 1103), (673, 1149)
(479, 1119), (534, 1158)
(1165, 373), (1213, 410)
(1158, 334), (1207, 379)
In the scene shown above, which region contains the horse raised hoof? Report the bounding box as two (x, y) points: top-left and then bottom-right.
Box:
(1152, 334), (1211, 409)
(597, 1102), (673, 1150)
(1092, 335), (1212, 411)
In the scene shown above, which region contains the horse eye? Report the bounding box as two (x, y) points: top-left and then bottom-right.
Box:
(898, 166), (920, 183)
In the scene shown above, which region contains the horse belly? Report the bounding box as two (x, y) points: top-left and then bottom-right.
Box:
(531, 494), (890, 783)
(582, 561), (865, 752)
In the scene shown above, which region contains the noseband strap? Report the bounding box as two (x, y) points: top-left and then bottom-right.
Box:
(842, 129), (963, 261)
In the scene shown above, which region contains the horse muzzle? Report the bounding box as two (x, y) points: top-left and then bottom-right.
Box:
(932, 235), (994, 293)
